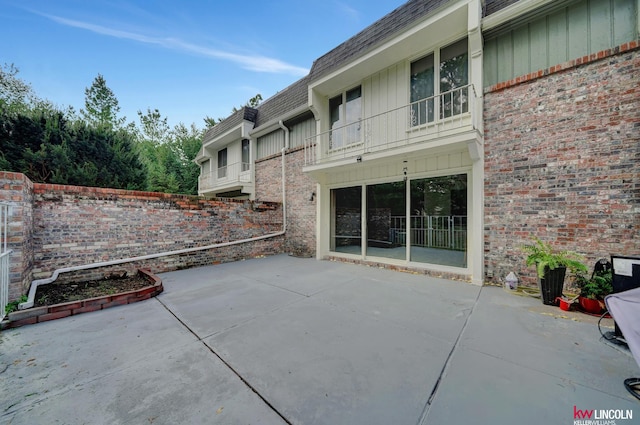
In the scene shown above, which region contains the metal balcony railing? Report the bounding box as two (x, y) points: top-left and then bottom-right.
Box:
(390, 215), (467, 251)
(305, 84), (479, 166)
(198, 161), (252, 192)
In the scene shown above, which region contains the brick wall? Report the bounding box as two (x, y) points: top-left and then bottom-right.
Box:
(0, 173), (284, 300)
(256, 147), (316, 256)
(0, 172), (34, 300)
(484, 43), (640, 287)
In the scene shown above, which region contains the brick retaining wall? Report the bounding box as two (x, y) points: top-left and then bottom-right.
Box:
(1, 172), (284, 301)
(483, 43), (640, 287)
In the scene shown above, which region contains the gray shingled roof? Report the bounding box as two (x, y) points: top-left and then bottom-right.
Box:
(202, 107), (258, 142)
(254, 76), (310, 127)
(484, 0), (521, 16)
(308, 0), (451, 82)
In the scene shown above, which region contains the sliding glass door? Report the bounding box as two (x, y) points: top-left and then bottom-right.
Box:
(410, 174), (467, 267)
(366, 182), (406, 260)
(330, 173), (467, 268)
(330, 186), (362, 255)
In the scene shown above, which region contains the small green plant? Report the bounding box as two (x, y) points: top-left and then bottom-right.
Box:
(4, 295), (28, 315)
(575, 270), (613, 300)
(521, 237), (588, 278)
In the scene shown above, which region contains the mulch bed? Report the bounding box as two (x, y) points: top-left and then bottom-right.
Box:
(34, 273), (153, 307)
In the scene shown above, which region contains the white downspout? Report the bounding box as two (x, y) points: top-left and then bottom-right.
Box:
(279, 120), (289, 233)
(19, 136), (291, 310)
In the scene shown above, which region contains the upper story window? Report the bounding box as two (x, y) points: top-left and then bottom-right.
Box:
(410, 54), (435, 125)
(329, 86), (362, 149)
(217, 148), (227, 178)
(440, 38), (468, 118)
(410, 38), (468, 126)
(241, 139), (250, 171)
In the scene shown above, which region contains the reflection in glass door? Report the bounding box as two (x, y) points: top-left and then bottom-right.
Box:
(366, 182), (406, 260)
(331, 186), (362, 255)
(410, 174), (467, 267)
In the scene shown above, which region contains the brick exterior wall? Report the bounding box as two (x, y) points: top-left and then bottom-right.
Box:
(255, 146), (316, 256)
(0, 173), (284, 301)
(0, 172), (34, 300)
(484, 43), (640, 287)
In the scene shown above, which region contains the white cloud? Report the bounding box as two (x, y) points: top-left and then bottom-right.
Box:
(333, 1), (360, 21)
(44, 14), (309, 77)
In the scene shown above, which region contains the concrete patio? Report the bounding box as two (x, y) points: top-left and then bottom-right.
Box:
(1, 254), (637, 424)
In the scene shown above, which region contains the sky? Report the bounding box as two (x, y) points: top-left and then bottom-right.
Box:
(0, 0), (402, 129)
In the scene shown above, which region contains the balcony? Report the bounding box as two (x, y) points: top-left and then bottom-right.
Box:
(198, 161), (253, 198)
(304, 85), (481, 168)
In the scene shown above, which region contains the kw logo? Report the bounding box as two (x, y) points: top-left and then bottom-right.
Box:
(574, 406), (593, 419)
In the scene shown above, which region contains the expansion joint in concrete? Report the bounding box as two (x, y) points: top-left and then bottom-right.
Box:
(154, 297), (294, 425)
(418, 286), (482, 425)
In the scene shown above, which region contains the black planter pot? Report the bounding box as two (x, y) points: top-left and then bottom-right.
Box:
(538, 266), (567, 306)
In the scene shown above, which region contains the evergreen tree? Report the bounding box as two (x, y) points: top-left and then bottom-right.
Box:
(170, 123), (203, 194)
(137, 108), (170, 145)
(81, 74), (126, 130)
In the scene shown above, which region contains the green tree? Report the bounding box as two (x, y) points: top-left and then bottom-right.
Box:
(203, 115), (217, 128)
(231, 93), (262, 113)
(135, 109), (202, 194)
(0, 99), (145, 189)
(0, 63), (35, 113)
(81, 74), (126, 130)
(170, 123), (203, 194)
(135, 108), (175, 192)
(137, 108), (170, 145)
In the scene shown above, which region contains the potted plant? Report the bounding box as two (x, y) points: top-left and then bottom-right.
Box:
(521, 237), (588, 305)
(574, 269), (613, 314)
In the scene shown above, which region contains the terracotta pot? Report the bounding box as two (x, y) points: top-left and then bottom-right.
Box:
(579, 296), (603, 314)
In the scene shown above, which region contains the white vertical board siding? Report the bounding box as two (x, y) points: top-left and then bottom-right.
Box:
(228, 139), (241, 165)
(362, 62), (406, 150)
(326, 149), (471, 187)
(613, 0), (636, 46)
(483, 0), (638, 87)
(257, 130), (284, 159)
(568, 1), (589, 59)
(290, 118), (315, 150)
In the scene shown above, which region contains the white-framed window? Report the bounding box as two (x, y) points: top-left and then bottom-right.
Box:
(439, 38), (469, 118)
(410, 38), (468, 126)
(410, 54), (435, 125)
(217, 148), (227, 178)
(241, 139), (250, 172)
(329, 86), (362, 149)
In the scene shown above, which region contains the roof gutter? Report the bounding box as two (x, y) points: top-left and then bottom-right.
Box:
(250, 105), (309, 139)
(482, 0), (564, 32)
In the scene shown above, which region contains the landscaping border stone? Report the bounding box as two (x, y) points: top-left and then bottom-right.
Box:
(0, 269), (163, 330)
